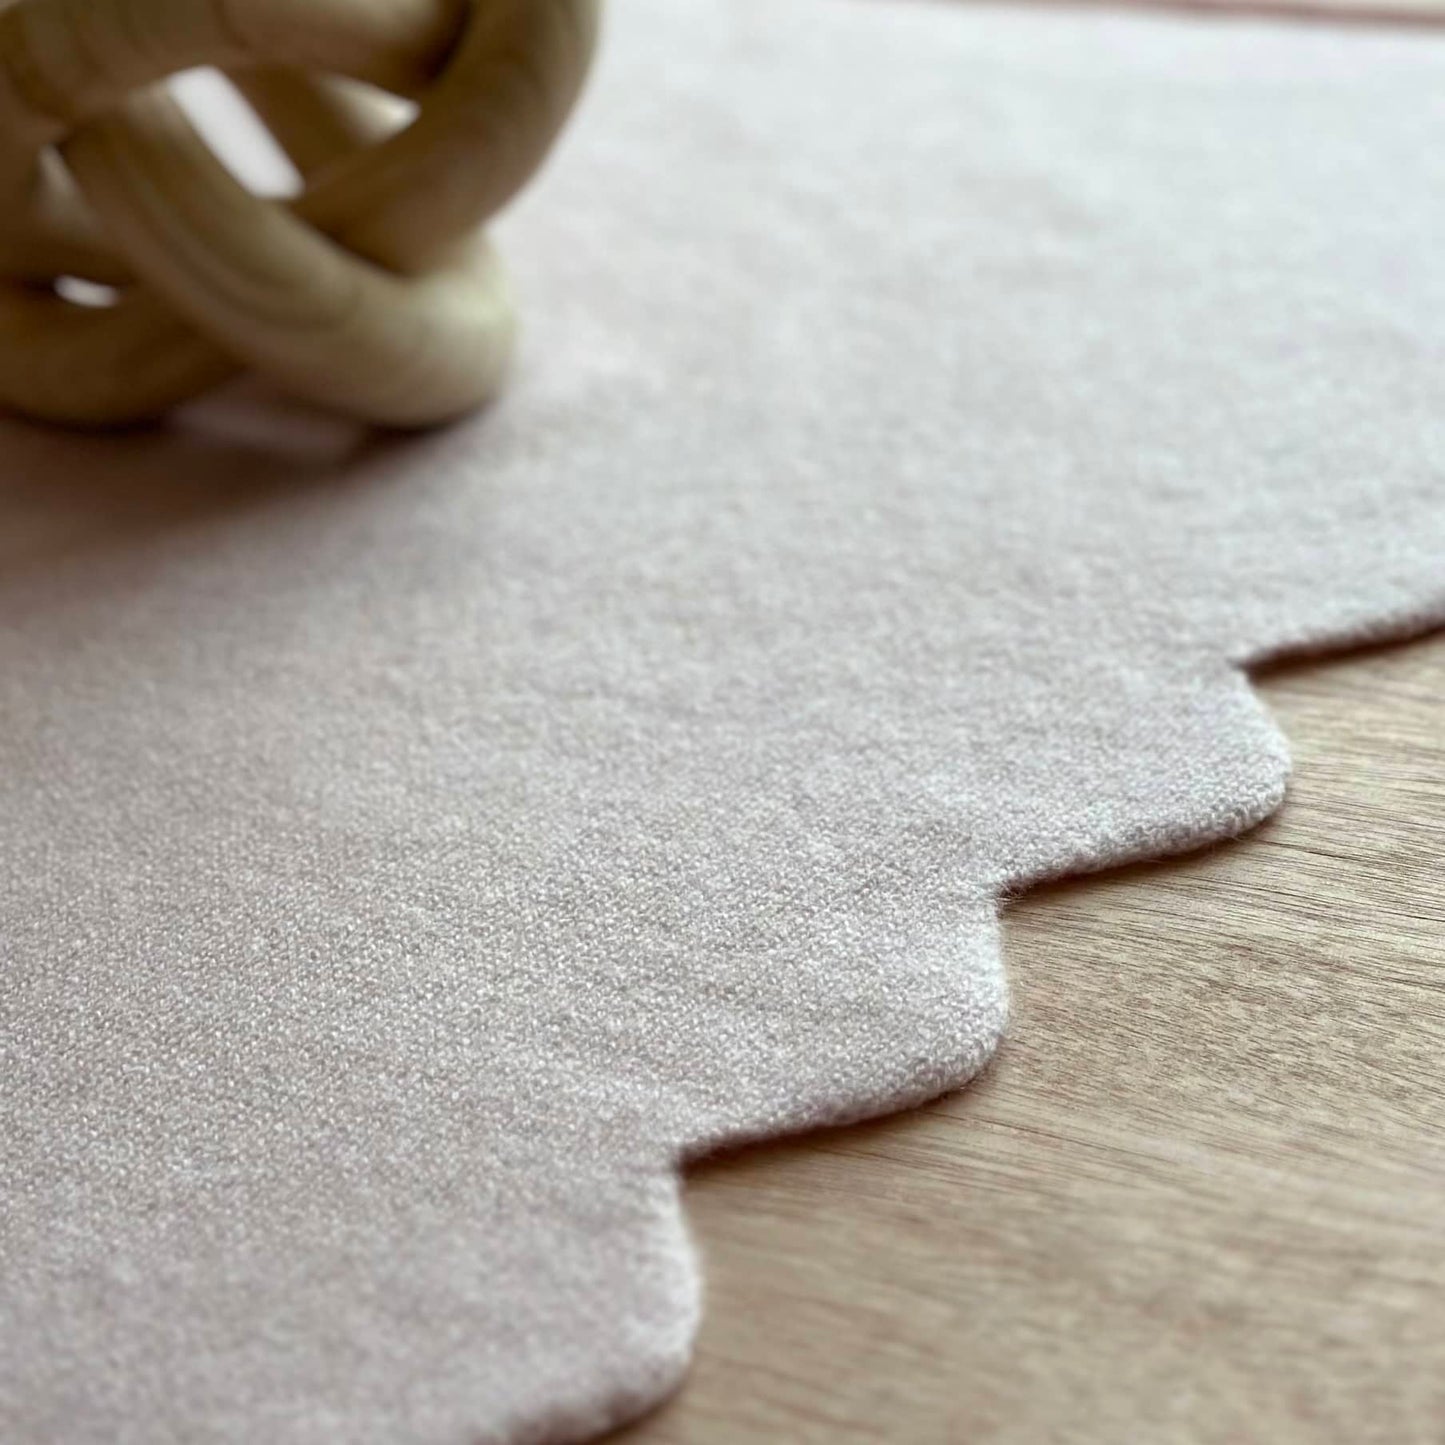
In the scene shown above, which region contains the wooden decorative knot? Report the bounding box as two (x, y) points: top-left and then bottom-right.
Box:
(0, 0), (600, 427)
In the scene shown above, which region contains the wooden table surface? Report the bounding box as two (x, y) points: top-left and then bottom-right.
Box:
(621, 634), (1445, 1444)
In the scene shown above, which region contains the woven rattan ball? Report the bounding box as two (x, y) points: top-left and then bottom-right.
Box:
(0, 0), (599, 427)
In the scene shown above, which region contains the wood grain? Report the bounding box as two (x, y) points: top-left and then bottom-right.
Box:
(1010, 0), (1445, 27)
(623, 632), (1445, 1442)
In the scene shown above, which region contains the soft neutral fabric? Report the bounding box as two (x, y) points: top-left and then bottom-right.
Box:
(2, 1), (1443, 1441)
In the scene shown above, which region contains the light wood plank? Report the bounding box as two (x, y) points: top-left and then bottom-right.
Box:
(626, 633), (1445, 1441)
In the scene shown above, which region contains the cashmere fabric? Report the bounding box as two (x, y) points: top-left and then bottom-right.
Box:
(3, 1), (1445, 1441)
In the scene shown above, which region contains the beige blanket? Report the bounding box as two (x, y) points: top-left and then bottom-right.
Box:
(3, 2), (1443, 1440)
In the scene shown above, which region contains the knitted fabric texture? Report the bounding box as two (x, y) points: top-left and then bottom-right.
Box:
(3, 2), (1444, 1441)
